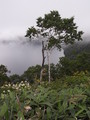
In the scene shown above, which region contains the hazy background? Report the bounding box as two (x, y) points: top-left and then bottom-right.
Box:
(0, 0), (90, 75)
(0, 37), (64, 75)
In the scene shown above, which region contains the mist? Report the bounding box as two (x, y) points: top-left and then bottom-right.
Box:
(0, 37), (64, 75)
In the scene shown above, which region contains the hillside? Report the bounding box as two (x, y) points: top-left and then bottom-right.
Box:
(64, 35), (90, 59)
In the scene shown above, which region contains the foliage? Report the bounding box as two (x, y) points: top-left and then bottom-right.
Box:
(0, 77), (90, 120)
(0, 51), (90, 84)
(56, 52), (90, 77)
(25, 10), (83, 50)
(48, 72), (90, 90)
(0, 65), (8, 75)
(9, 74), (21, 84)
(21, 65), (41, 83)
(56, 57), (76, 76)
(0, 65), (9, 85)
(76, 52), (90, 72)
(21, 64), (57, 82)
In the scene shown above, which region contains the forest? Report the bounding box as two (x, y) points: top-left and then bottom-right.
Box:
(0, 11), (90, 120)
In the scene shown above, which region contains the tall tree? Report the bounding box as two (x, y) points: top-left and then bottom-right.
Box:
(25, 10), (83, 82)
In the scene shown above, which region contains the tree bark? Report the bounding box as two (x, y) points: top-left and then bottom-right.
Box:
(40, 41), (45, 82)
(47, 50), (51, 83)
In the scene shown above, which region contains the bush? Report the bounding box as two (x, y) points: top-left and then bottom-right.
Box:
(56, 52), (90, 77)
(0, 79), (90, 120)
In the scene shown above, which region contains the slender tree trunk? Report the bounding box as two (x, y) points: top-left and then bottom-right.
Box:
(47, 50), (51, 83)
(40, 41), (45, 82)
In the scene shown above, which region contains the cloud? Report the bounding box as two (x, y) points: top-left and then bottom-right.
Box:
(0, 35), (64, 75)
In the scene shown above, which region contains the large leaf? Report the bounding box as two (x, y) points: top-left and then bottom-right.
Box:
(0, 102), (8, 117)
(39, 101), (52, 108)
(86, 110), (90, 119)
(47, 107), (52, 119)
(17, 111), (24, 120)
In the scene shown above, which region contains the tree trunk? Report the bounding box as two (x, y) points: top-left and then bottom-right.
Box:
(47, 50), (51, 83)
(40, 41), (45, 82)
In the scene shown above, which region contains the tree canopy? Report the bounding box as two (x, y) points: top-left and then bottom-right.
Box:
(25, 10), (83, 50)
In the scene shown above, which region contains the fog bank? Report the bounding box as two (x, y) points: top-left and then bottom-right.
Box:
(0, 36), (64, 75)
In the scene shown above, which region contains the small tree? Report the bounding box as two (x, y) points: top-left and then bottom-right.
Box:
(25, 10), (83, 82)
(0, 65), (9, 85)
(22, 65), (41, 83)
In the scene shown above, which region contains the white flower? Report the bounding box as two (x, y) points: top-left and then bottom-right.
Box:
(34, 93), (36, 96)
(21, 83), (25, 87)
(13, 84), (15, 87)
(27, 83), (30, 87)
(7, 90), (10, 93)
(21, 81), (23, 84)
(8, 83), (11, 87)
(15, 87), (19, 90)
(24, 106), (32, 112)
(5, 84), (8, 87)
(3, 90), (5, 93)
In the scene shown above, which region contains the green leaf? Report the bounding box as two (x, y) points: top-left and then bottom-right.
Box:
(9, 91), (15, 101)
(47, 107), (52, 119)
(75, 109), (84, 117)
(17, 111), (24, 120)
(40, 102), (52, 108)
(0, 102), (8, 117)
(4, 110), (9, 120)
(62, 99), (68, 112)
(86, 110), (90, 118)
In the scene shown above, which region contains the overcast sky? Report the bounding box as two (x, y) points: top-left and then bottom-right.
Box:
(0, 0), (90, 39)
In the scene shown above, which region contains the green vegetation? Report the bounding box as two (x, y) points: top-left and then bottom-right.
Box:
(0, 11), (90, 119)
(56, 52), (90, 77)
(64, 40), (90, 59)
(0, 53), (90, 119)
(0, 65), (10, 85)
(0, 74), (90, 120)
